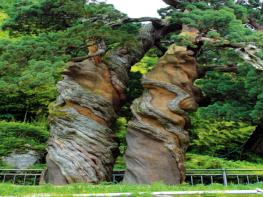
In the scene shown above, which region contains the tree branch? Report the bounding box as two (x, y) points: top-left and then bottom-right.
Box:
(162, 0), (197, 8)
(71, 48), (106, 62)
(110, 17), (165, 29)
(197, 37), (263, 71)
(198, 65), (238, 77)
(162, 0), (180, 7)
(248, 18), (263, 32)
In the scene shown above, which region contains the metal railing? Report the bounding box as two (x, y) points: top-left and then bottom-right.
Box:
(1, 169), (263, 186)
(113, 169), (263, 186)
(186, 169), (263, 186)
(0, 169), (42, 185)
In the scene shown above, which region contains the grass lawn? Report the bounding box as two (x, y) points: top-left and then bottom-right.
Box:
(0, 183), (263, 196)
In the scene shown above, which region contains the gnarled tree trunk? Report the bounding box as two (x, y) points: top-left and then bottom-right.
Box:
(44, 22), (176, 184)
(45, 48), (143, 184)
(46, 58), (121, 184)
(123, 44), (200, 184)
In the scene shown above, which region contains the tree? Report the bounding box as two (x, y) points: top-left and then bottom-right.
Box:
(43, 0), (263, 184)
(2, 0), (86, 34)
(0, 2), (140, 121)
(1, 0), (263, 185)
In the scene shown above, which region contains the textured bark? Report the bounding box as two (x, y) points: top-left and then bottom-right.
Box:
(45, 22), (180, 184)
(46, 58), (122, 184)
(45, 42), (143, 184)
(124, 44), (200, 184)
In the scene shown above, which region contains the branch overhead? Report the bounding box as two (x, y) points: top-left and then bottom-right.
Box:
(162, 0), (197, 7)
(110, 17), (165, 29)
(162, 0), (178, 7)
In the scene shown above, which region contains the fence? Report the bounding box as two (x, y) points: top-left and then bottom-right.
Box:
(186, 169), (263, 186)
(1, 169), (263, 186)
(0, 169), (42, 185)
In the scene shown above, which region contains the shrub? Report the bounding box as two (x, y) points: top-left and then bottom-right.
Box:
(0, 121), (49, 157)
(190, 115), (256, 159)
(186, 153), (263, 169)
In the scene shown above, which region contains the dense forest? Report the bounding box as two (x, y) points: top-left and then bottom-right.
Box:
(0, 0), (263, 185)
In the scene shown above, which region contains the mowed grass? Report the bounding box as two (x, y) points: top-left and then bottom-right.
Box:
(0, 183), (263, 196)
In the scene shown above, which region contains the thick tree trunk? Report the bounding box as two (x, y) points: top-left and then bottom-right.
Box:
(44, 23), (173, 184)
(123, 44), (200, 184)
(45, 52), (143, 184)
(245, 123), (263, 156)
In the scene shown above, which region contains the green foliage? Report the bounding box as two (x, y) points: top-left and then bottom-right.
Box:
(0, 34), (69, 120)
(0, 11), (10, 39)
(195, 71), (250, 121)
(118, 71), (144, 120)
(113, 53), (157, 168)
(179, 2), (263, 159)
(115, 117), (128, 155)
(131, 56), (158, 74)
(195, 102), (252, 123)
(0, 11), (8, 25)
(0, 121), (48, 157)
(186, 153), (263, 169)
(114, 152), (263, 170)
(194, 63), (263, 124)
(114, 156), (125, 170)
(242, 65), (263, 123)
(0, 0), (38, 15)
(2, 0), (86, 34)
(85, 2), (126, 21)
(121, 52), (159, 118)
(167, 0), (263, 44)
(197, 45), (242, 67)
(189, 113), (256, 159)
(0, 2), (139, 121)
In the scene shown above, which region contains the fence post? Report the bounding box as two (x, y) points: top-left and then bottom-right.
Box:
(222, 168), (228, 186)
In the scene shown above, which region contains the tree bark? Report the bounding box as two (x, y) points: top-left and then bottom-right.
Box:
(45, 22), (180, 184)
(244, 123), (263, 156)
(45, 48), (142, 184)
(123, 44), (200, 184)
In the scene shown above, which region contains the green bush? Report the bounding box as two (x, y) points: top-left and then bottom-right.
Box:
(131, 55), (158, 74)
(115, 117), (128, 155)
(190, 113), (256, 159)
(0, 121), (49, 157)
(114, 153), (263, 170)
(186, 153), (263, 169)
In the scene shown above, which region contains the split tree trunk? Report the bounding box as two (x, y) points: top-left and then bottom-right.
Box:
(44, 23), (170, 184)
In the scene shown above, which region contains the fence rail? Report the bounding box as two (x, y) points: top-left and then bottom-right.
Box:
(1, 169), (263, 186)
(0, 169), (42, 185)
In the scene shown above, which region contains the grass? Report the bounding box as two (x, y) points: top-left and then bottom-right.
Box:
(0, 183), (263, 196)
